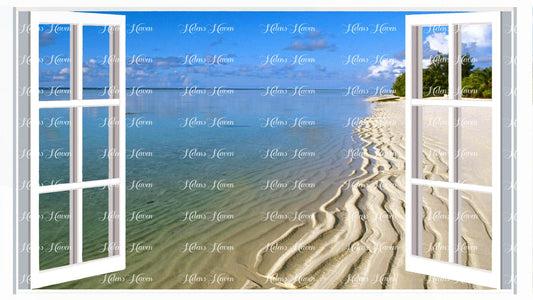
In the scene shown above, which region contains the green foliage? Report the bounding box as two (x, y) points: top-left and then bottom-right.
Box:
(422, 53), (449, 97)
(392, 73), (405, 97)
(462, 67), (492, 99)
(460, 53), (476, 79)
(391, 52), (491, 99)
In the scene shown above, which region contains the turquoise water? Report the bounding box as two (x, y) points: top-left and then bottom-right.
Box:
(38, 89), (374, 288)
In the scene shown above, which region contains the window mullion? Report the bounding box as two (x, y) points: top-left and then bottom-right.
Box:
(39, 99), (121, 108)
(29, 11), (41, 286)
(412, 178), (492, 194)
(414, 26), (423, 257)
(108, 27), (120, 257)
(69, 24), (83, 264)
(448, 24), (462, 264)
(411, 99), (493, 107)
(406, 24), (423, 257)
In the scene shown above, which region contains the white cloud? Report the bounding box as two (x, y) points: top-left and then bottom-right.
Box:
(425, 32), (449, 54)
(367, 58), (405, 79)
(285, 37), (331, 51)
(59, 67), (69, 74)
(461, 24), (491, 48)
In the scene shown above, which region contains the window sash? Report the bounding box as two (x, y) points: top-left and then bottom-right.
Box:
(405, 11), (512, 289)
(28, 11), (126, 289)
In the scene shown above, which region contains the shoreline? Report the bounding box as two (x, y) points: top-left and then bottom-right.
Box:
(364, 95), (403, 103)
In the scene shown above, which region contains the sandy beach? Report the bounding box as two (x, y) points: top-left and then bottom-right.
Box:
(243, 101), (492, 289)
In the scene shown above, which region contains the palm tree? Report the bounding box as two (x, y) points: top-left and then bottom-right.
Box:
(462, 67), (492, 98)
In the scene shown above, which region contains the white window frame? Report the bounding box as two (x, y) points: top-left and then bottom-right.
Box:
(405, 12), (514, 289)
(18, 11), (126, 289)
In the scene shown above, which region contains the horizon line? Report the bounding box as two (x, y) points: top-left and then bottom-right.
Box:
(38, 87), (385, 90)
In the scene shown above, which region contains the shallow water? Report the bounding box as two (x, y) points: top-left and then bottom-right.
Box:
(37, 89), (374, 288)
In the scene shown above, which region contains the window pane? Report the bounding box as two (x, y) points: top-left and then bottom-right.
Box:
(38, 24), (71, 101)
(421, 186), (449, 262)
(82, 187), (110, 262)
(82, 26), (111, 99)
(460, 190), (492, 271)
(83, 106), (110, 181)
(422, 25), (449, 98)
(39, 191), (70, 270)
(419, 106), (449, 182)
(39, 108), (70, 186)
(459, 24), (492, 100)
(458, 107), (491, 186)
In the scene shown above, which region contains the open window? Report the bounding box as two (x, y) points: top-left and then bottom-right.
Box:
(17, 11), (126, 288)
(405, 12), (514, 289)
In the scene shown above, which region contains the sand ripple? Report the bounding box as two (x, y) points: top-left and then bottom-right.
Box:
(243, 102), (491, 289)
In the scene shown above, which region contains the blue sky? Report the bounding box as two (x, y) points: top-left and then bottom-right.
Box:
(38, 11), (492, 89)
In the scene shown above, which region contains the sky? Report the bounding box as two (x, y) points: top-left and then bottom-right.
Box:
(37, 11), (493, 89)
